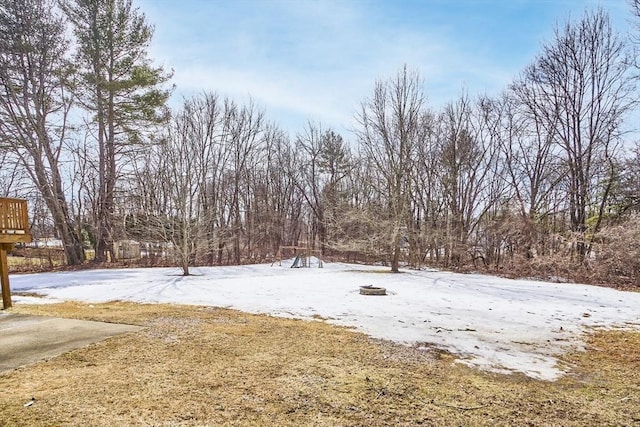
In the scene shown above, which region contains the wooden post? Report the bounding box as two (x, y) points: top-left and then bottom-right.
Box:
(0, 243), (12, 309)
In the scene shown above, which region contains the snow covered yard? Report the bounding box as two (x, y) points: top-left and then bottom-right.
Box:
(11, 261), (640, 380)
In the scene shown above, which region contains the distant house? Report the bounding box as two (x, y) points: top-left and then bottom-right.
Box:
(115, 240), (141, 260)
(27, 237), (64, 248)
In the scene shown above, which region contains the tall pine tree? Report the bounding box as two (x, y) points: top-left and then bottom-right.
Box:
(61, 0), (171, 262)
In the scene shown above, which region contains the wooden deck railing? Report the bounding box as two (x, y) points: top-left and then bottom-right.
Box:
(1, 198), (32, 309)
(0, 197), (32, 243)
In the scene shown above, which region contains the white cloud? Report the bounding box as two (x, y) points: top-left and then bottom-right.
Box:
(140, 0), (632, 135)
(172, 66), (348, 124)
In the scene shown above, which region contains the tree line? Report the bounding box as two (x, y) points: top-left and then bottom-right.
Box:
(1, 0), (639, 284)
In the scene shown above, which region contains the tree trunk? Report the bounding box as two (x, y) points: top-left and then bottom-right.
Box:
(391, 232), (401, 272)
(32, 156), (85, 265)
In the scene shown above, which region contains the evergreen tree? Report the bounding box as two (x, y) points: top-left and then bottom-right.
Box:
(61, 0), (171, 262)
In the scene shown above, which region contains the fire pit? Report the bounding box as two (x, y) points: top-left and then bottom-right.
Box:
(359, 285), (387, 296)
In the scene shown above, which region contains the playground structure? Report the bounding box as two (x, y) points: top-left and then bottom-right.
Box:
(276, 245), (323, 268)
(0, 198), (32, 309)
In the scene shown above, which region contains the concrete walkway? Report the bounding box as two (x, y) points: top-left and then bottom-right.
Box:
(0, 313), (141, 373)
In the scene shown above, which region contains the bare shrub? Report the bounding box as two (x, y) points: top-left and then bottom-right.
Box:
(591, 215), (640, 286)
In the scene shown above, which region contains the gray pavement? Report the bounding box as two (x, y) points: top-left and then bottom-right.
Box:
(0, 313), (141, 372)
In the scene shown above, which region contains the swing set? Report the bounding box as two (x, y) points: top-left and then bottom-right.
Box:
(275, 245), (323, 268)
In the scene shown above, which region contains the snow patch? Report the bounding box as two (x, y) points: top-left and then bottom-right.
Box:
(10, 262), (640, 381)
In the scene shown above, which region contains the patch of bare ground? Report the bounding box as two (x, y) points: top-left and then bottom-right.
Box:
(1, 301), (639, 426)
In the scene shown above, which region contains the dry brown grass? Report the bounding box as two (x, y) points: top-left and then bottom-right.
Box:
(1, 301), (639, 426)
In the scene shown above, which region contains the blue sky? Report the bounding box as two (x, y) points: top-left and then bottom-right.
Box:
(137, 0), (633, 135)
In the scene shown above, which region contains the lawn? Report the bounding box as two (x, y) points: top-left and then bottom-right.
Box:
(1, 301), (639, 426)
(3, 260), (640, 425)
(10, 261), (640, 380)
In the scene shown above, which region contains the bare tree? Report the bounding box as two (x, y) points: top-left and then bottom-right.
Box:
(500, 89), (561, 222)
(293, 123), (325, 253)
(125, 93), (285, 270)
(0, 0), (85, 264)
(522, 9), (634, 262)
(250, 125), (299, 258)
(222, 99), (264, 265)
(0, 148), (26, 197)
(409, 110), (444, 266)
(497, 83), (566, 260)
(325, 149), (390, 262)
(608, 144), (640, 215)
(356, 66), (427, 272)
(436, 93), (504, 267)
(135, 96), (218, 275)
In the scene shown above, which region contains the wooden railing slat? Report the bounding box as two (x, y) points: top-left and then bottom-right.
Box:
(0, 198), (30, 235)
